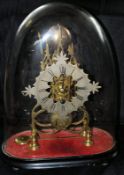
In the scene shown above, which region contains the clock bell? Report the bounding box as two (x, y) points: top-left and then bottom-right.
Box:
(2, 3), (118, 171)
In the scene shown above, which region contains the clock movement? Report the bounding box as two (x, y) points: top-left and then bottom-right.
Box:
(2, 3), (118, 172)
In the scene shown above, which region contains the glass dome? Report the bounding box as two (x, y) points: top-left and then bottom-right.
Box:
(2, 3), (118, 169)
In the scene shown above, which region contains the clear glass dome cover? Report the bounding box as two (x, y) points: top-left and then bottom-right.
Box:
(2, 3), (118, 164)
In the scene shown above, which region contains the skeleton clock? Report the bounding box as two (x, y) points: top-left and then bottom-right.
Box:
(2, 3), (118, 172)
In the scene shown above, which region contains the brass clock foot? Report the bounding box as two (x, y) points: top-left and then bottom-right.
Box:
(84, 129), (93, 147)
(29, 128), (40, 151)
(29, 134), (40, 151)
(29, 140), (39, 151)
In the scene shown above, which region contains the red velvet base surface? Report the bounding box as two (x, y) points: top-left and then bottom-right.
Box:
(3, 128), (115, 160)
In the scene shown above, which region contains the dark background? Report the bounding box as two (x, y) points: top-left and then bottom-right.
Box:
(0, 0), (124, 174)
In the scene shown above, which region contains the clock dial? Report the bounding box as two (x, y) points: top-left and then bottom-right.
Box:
(22, 51), (101, 117)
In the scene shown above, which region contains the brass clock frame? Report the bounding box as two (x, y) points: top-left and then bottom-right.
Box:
(15, 25), (101, 150)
